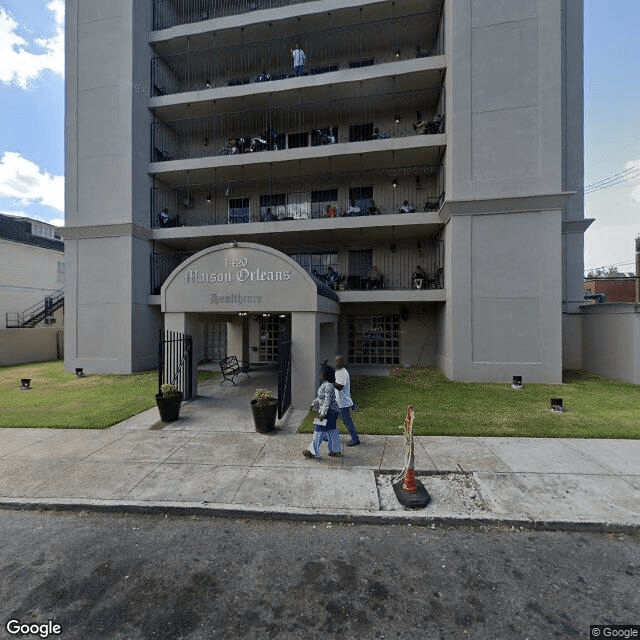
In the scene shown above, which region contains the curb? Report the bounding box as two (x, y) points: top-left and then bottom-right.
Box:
(1, 498), (638, 534)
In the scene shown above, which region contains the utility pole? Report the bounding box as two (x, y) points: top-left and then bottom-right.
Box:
(636, 236), (640, 303)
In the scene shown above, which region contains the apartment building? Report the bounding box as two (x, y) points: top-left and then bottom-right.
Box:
(64, 0), (586, 407)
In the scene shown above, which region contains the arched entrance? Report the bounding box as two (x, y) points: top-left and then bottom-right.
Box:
(160, 242), (340, 409)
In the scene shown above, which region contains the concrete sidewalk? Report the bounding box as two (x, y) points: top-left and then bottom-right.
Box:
(0, 375), (639, 531)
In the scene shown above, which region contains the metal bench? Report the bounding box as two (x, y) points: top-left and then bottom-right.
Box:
(219, 356), (250, 386)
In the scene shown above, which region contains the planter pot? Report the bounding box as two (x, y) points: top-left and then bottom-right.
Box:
(250, 398), (278, 433)
(155, 392), (183, 422)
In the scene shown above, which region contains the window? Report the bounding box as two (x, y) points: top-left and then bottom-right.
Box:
(30, 222), (56, 239)
(348, 315), (400, 365)
(349, 123), (374, 142)
(258, 316), (280, 363)
(348, 249), (373, 278)
(311, 189), (339, 218)
(259, 194), (286, 221)
(289, 251), (338, 278)
(228, 198), (250, 223)
(204, 320), (227, 363)
(286, 193), (310, 219)
(349, 58), (375, 68)
(56, 261), (66, 283)
(287, 132), (309, 148)
(349, 186), (374, 214)
(311, 127), (338, 146)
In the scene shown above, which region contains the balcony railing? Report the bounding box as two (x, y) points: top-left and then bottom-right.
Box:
(151, 12), (443, 96)
(150, 165), (445, 228)
(151, 88), (444, 163)
(153, 0), (319, 31)
(150, 242), (444, 294)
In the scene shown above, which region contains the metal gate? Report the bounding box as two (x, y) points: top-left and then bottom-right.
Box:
(277, 326), (291, 419)
(158, 329), (194, 400)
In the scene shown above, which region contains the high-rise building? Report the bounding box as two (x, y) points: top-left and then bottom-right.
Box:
(64, 0), (586, 407)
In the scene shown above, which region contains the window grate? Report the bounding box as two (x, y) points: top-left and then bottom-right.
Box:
(348, 315), (400, 365)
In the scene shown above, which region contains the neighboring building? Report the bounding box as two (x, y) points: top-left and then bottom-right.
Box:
(0, 214), (65, 328)
(64, 0), (587, 405)
(584, 277), (637, 303)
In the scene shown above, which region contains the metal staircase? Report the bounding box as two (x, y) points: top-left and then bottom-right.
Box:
(6, 288), (64, 328)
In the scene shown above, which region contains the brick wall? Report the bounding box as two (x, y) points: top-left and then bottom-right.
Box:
(584, 278), (637, 302)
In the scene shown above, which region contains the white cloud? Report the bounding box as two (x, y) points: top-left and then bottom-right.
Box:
(0, 151), (64, 212)
(0, 1), (64, 89)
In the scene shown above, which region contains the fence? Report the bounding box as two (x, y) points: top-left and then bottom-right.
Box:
(151, 12), (443, 95)
(158, 329), (194, 400)
(153, 0), (318, 30)
(151, 164), (445, 228)
(152, 88), (444, 163)
(150, 240), (445, 294)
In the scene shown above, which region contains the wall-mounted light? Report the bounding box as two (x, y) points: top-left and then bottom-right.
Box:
(262, 313), (270, 317)
(279, 314), (286, 319)
(225, 187), (230, 196)
(203, 137), (208, 146)
(205, 80), (211, 88)
(395, 114), (400, 124)
(392, 178), (398, 188)
(395, 49), (401, 58)
(206, 194), (212, 204)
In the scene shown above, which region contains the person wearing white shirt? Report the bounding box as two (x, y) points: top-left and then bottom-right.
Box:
(333, 355), (361, 446)
(291, 43), (306, 76)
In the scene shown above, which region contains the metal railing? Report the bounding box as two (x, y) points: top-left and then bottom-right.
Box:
(153, 0), (318, 30)
(151, 88), (444, 162)
(150, 164), (445, 228)
(151, 12), (443, 96)
(158, 329), (194, 400)
(5, 288), (65, 328)
(150, 240), (444, 294)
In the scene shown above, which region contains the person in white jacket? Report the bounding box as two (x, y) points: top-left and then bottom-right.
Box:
(334, 355), (361, 446)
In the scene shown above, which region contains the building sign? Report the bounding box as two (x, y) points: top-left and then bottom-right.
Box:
(161, 243), (322, 313)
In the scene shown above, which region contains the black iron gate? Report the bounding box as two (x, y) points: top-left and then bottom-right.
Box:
(277, 326), (292, 419)
(158, 329), (194, 400)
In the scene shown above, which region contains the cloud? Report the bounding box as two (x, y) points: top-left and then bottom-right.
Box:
(0, 209), (64, 227)
(0, 1), (64, 89)
(0, 151), (64, 212)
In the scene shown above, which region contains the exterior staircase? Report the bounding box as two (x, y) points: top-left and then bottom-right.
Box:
(6, 288), (64, 328)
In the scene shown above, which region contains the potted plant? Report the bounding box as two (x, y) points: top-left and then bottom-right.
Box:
(250, 388), (278, 433)
(155, 383), (183, 422)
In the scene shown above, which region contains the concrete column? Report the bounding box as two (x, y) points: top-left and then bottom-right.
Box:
(291, 311), (319, 408)
(319, 320), (338, 366)
(227, 318), (244, 361)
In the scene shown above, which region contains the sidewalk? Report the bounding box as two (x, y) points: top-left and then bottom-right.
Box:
(0, 375), (638, 531)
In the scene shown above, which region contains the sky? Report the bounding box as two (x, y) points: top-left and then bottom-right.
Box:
(0, 1), (638, 274)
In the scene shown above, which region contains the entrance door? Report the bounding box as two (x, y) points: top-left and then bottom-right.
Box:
(204, 320), (227, 363)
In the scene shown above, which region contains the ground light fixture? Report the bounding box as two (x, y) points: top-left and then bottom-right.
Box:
(511, 375), (523, 390)
(20, 378), (31, 390)
(550, 397), (564, 413)
(75, 368), (84, 377)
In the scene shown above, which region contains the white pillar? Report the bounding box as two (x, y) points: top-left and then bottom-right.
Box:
(291, 311), (319, 408)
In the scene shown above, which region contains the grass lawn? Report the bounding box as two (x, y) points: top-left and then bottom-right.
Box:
(0, 361), (218, 429)
(298, 368), (640, 439)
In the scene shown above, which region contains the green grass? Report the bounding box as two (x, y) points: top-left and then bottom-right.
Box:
(0, 361), (218, 429)
(298, 368), (640, 439)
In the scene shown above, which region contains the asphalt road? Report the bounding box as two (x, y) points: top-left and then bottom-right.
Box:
(1, 509), (638, 640)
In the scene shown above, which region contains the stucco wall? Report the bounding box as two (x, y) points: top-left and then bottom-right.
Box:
(581, 304), (640, 385)
(0, 328), (63, 366)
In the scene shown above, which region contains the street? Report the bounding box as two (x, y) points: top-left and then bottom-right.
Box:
(1, 509), (638, 639)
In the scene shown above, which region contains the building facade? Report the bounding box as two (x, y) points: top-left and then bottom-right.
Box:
(64, 0), (586, 405)
(0, 214), (65, 329)
(584, 277), (637, 303)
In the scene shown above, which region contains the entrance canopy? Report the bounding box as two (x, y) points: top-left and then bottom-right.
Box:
(161, 242), (339, 314)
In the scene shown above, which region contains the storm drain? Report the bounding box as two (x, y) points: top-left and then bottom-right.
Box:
(375, 470), (489, 515)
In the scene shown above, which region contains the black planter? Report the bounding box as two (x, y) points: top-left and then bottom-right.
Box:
(250, 398), (278, 433)
(155, 392), (183, 422)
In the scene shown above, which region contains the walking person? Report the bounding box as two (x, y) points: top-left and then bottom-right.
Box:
(291, 42), (306, 76)
(334, 355), (361, 446)
(304, 365), (342, 458)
